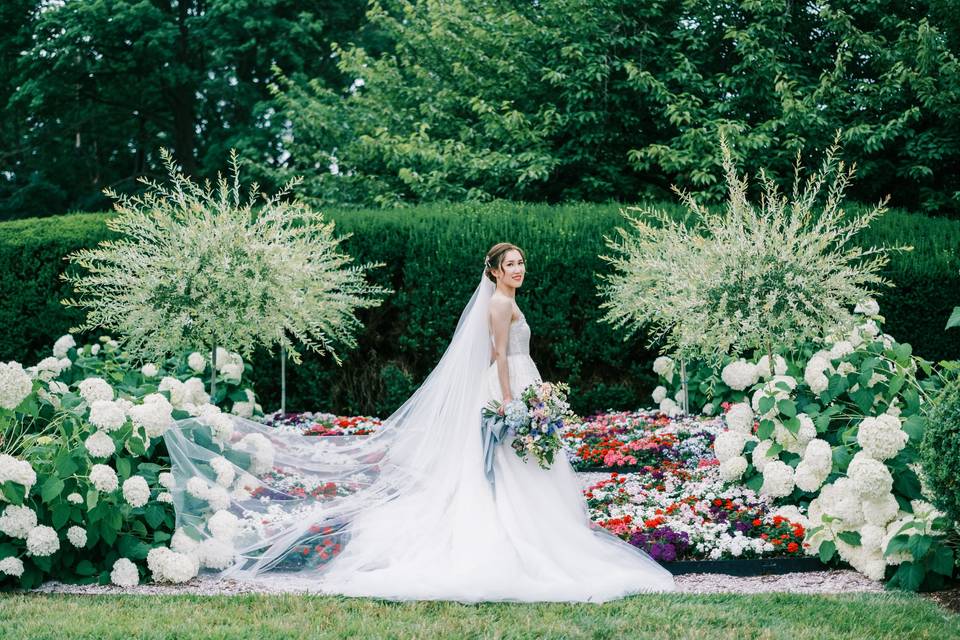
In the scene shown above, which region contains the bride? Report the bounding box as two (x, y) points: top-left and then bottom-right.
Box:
(162, 242), (676, 602)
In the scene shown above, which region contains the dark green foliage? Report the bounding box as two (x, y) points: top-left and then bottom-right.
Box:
(1, 202), (959, 416)
(268, 0), (960, 216)
(920, 369), (960, 532)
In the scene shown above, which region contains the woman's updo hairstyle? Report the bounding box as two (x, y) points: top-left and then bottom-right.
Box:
(484, 242), (525, 283)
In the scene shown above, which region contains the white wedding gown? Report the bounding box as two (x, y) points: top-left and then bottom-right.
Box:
(163, 275), (676, 602)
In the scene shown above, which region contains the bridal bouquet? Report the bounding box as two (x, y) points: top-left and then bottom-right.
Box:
(482, 381), (580, 471)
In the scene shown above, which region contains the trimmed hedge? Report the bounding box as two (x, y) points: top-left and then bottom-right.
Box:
(1, 201), (959, 416)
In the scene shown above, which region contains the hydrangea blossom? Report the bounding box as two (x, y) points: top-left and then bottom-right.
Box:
(651, 386), (667, 404)
(713, 430), (747, 463)
(653, 356), (675, 381)
(0, 361), (33, 410)
(855, 298), (880, 316)
(857, 415), (908, 461)
(719, 456), (748, 481)
(123, 476), (151, 508)
(26, 525), (60, 556)
(760, 460), (795, 498)
(147, 546), (199, 583)
(721, 360), (759, 391)
(724, 402), (755, 434)
(84, 431), (116, 459)
(756, 354), (787, 379)
(77, 377), (114, 404)
(89, 464), (119, 492)
(67, 526), (87, 548)
(207, 510), (240, 541)
(0, 505), (37, 538)
(140, 363), (159, 377)
(236, 433), (275, 475)
(110, 558), (139, 587)
(187, 352), (207, 373)
(88, 399), (127, 432)
(847, 452), (894, 499)
(128, 393), (174, 438)
(0, 556), (24, 577)
(0, 454), (37, 498)
(210, 456), (236, 487)
(53, 334), (77, 358)
(197, 538), (236, 570)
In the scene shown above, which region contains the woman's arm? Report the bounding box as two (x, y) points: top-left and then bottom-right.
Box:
(489, 297), (514, 404)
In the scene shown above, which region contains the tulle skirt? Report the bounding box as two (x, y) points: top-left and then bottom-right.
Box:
(268, 355), (677, 602)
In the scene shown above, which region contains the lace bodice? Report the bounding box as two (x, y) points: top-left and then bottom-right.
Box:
(490, 310), (531, 356)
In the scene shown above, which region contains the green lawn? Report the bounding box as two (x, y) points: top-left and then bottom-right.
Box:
(0, 592), (957, 639)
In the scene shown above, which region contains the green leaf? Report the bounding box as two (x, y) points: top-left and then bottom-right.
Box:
(850, 387), (875, 413)
(17, 394), (40, 418)
(223, 448), (252, 470)
(907, 534), (934, 559)
(86, 488), (99, 510)
(818, 540), (836, 563)
(893, 468), (923, 500)
(757, 419), (775, 440)
(777, 398), (797, 418)
(887, 373), (905, 398)
(893, 561), (926, 592)
(54, 451), (79, 478)
(153, 530), (171, 543)
(116, 457), (131, 480)
(838, 531), (862, 546)
(931, 545), (954, 576)
(758, 395), (775, 416)
(100, 519), (118, 546)
(40, 476), (64, 504)
(144, 504), (166, 529)
(0, 543), (16, 559)
(75, 560), (96, 576)
(945, 307), (960, 330)
(52, 503), (72, 529)
(885, 534), (911, 555)
(902, 415), (925, 443)
(1, 481), (26, 505)
(744, 473), (763, 491)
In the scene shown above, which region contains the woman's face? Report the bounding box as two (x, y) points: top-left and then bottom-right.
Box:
(495, 249), (525, 288)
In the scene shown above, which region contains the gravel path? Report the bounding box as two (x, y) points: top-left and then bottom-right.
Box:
(26, 569), (883, 597)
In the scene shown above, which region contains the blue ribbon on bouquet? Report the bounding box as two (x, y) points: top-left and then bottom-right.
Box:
(480, 411), (512, 489)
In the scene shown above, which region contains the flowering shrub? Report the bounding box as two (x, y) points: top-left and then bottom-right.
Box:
(0, 333), (261, 589)
(648, 303), (956, 590)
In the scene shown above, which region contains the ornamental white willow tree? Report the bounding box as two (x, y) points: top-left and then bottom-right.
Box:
(597, 130), (910, 370)
(60, 147), (391, 400)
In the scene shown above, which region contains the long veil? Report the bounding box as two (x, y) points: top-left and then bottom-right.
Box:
(161, 270), (497, 580)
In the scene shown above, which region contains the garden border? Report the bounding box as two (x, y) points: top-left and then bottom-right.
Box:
(666, 557), (844, 576)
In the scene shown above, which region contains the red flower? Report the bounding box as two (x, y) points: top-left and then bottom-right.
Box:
(713, 498), (723, 507)
(787, 542), (799, 553)
(752, 518), (762, 527)
(760, 533), (768, 539)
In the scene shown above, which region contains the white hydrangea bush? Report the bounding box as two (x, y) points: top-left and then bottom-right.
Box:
(648, 302), (954, 590)
(0, 333), (267, 589)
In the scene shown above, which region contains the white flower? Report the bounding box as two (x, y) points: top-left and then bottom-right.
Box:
(773, 413), (816, 454)
(0, 504), (37, 538)
(721, 360), (759, 391)
(187, 477), (210, 500)
(209, 413), (235, 444)
(214, 347), (231, 370)
(847, 452), (893, 499)
(760, 460), (795, 498)
(862, 492), (899, 527)
(129, 393), (174, 438)
(855, 298), (880, 316)
(207, 510), (240, 541)
(123, 476), (150, 508)
(26, 525), (60, 556)
(84, 431), (116, 459)
(140, 363), (159, 378)
(756, 354), (788, 379)
(231, 400), (255, 419)
(110, 558), (139, 587)
(49, 380), (69, 395)
(0, 454), (37, 498)
(804, 353), (832, 394)
(802, 438), (833, 475)
(658, 397), (680, 417)
(652, 356), (675, 380)
(674, 388), (687, 406)
(58, 358), (71, 371)
(197, 538), (236, 570)
(719, 456), (748, 481)
(794, 461), (828, 493)
(714, 430), (747, 463)
(147, 546), (199, 583)
(0, 556), (24, 577)
(830, 341), (855, 359)
(0, 361), (33, 410)
(751, 440), (776, 472)
(89, 463), (119, 493)
(236, 433), (275, 475)
(857, 415), (908, 461)
(182, 378), (209, 406)
(702, 403), (715, 416)
(210, 457), (235, 487)
(34, 357), (64, 382)
(206, 485), (230, 511)
(187, 352), (207, 373)
(158, 491), (173, 503)
(53, 334), (76, 358)
(651, 386), (667, 404)
(77, 377), (114, 404)
(88, 399), (127, 432)
(67, 492), (83, 505)
(159, 377), (187, 408)
(171, 528), (200, 555)
(220, 362), (244, 384)
(158, 472), (175, 489)
(90, 344), (101, 355)
(67, 526), (87, 548)
(723, 402), (755, 434)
